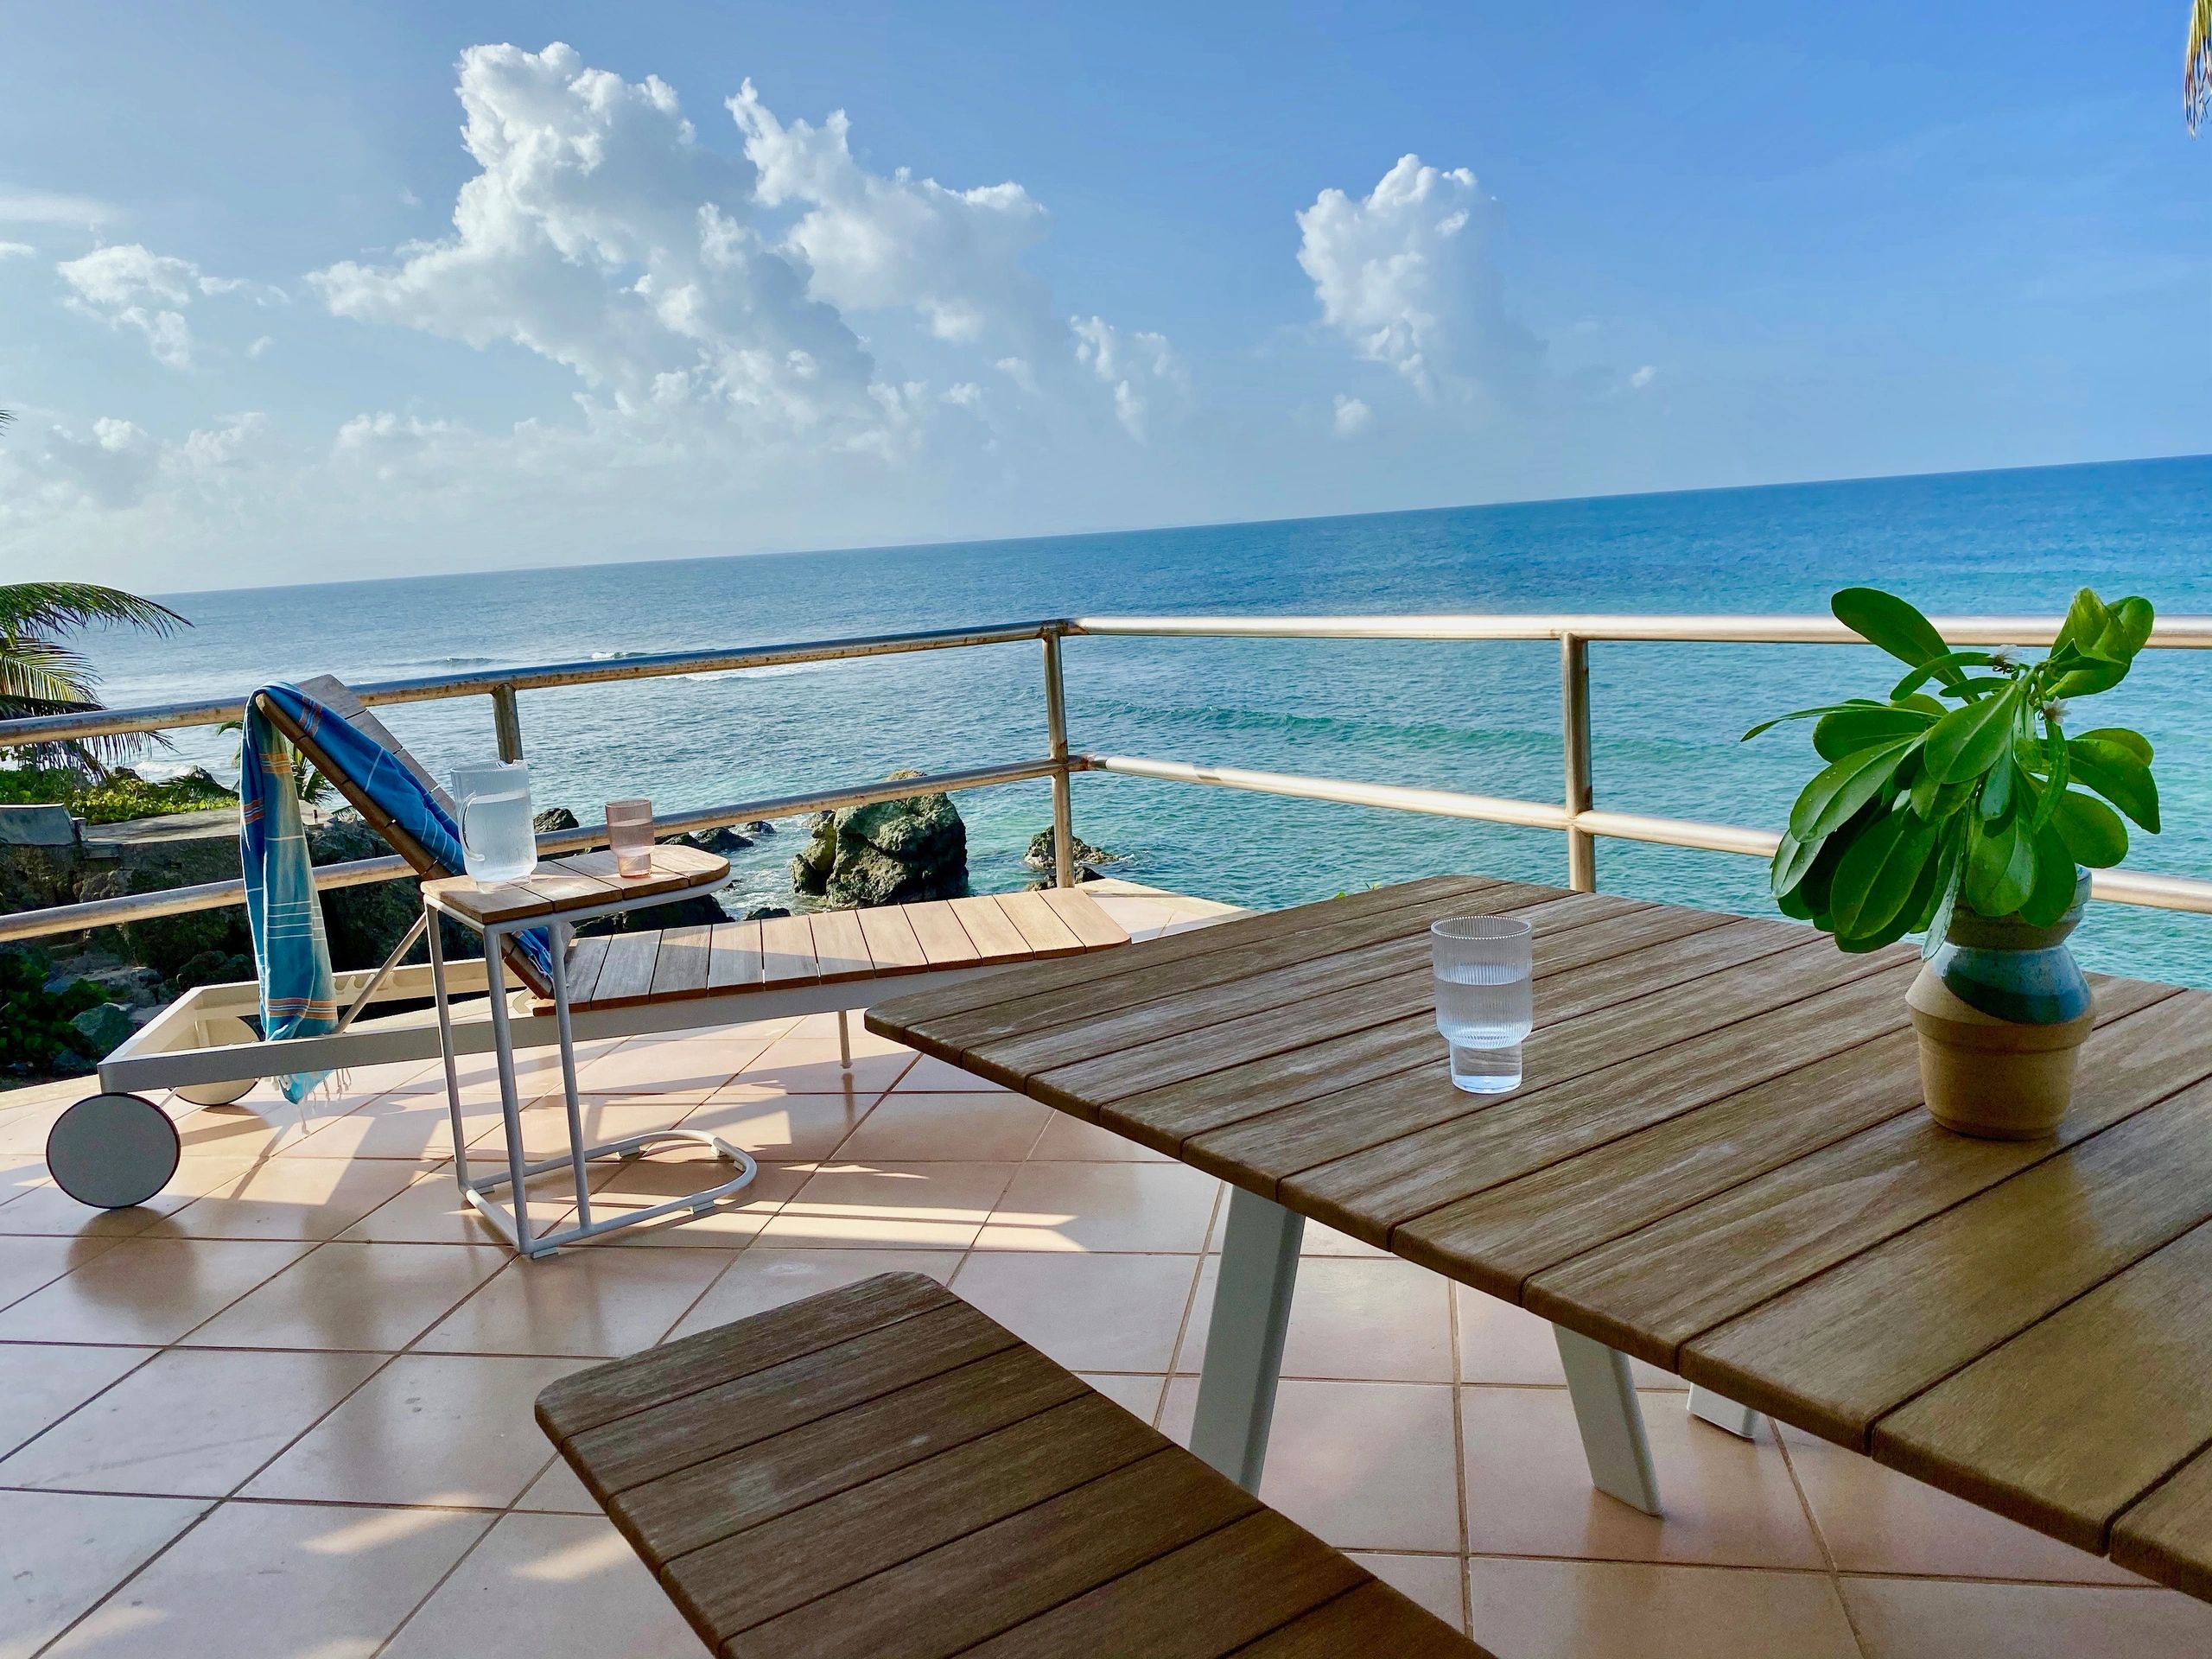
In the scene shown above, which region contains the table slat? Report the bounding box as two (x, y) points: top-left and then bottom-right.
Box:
(2114, 1443), (2212, 1600)
(912, 877), (1517, 1056)
(1536, 984), (2201, 1379)
(1874, 1217), (2212, 1551)
(1236, 1580), (1485, 1658)
(1681, 1044), (2212, 1446)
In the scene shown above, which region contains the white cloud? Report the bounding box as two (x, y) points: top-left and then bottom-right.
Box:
(1332, 393), (1372, 437)
(730, 81), (1051, 352)
(1628, 364), (1657, 390)
(0, 241), (34, 261)
(311, 43), (878, 442)
(1071, 315), (1185, 439)
(1296, 154), (1534, 397)
(0, 410), (267, 514)
(0, 187), (113, 226)
(55, 243), (276, 369)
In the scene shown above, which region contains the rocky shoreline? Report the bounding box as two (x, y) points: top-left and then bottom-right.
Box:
(2, 772), (1122, 1087)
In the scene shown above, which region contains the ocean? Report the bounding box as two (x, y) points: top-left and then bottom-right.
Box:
(77, 454), (2212, 987)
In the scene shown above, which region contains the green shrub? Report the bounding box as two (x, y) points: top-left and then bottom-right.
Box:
(0, 945), (113, 1070)
(0, 764), (234, 825)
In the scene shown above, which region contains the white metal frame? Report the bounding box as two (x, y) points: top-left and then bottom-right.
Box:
(421, 869), (762, 1256)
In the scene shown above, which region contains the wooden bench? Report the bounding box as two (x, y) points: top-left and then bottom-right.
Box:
(537, 1272), (1490, 1658)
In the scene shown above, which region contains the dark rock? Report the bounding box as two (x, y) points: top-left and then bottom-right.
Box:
(176, 766), (237, 798)
(744, 906), (791, 921)
(309, 816), (430, 974)
(575, 894), (729, 938)
(534, 806), (580, 834)
(1024, 828), (1117, 871)
(82, 964), (167, 1009)
(176, 950), (255, 992)
(68, 1001), (137, 1059)
(48, 1047), (98, 1079)
(789, 812), (837, 896)
(742, 821), (775, 836)
(671, 825), (753, 855)
(805, 772), (969, 909)
(1027, 865), (1105, 891)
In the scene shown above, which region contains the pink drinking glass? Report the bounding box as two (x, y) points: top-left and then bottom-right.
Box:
(607, 798), (653, 878)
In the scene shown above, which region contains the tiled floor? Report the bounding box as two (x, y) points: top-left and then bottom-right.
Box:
(3, 883), (2211, 1656)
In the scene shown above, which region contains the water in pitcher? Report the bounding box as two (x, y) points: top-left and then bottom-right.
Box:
(454, 762), (538, 886)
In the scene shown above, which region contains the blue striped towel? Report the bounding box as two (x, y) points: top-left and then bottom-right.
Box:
(241, 683), (554, 1102)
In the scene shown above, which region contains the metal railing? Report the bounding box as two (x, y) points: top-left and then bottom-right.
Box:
(6, 610), (2211, 945)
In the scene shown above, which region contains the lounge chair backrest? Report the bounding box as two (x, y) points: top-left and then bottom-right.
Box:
(252, 674), (555, 999)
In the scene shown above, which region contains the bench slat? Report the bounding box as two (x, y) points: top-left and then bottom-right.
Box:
(646, 924), (715, 999)
(759, 914), (819, 984)
(906, 902), (982, 966)
(706, 920), (765, 991)
(539, 1273), (1490, 1659)
(948, 894), (1034, 961)
(587, 931), (663, 1007)
(857, 906), (930, 972)
(1039, 886), (1128, 949)
(808, 909), (876, 982)
(994, 887), (1086, 957)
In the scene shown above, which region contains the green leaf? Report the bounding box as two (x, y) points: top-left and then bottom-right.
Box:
(1888, 652), (1992, 701)
(1966, 814), (2037, 917)
(2067, 737), (2159, 833)
(1770, 830), (1822, 899)
(2020, 828), (2082, 926)
(1812, 703), (1936, 762)
(1979, 751), (2013, 820)
(2078, 726), (2152, 764)
(1829, 809), (1942, 939)
(1832, 588), (1957, 680)
(2050, 658), (2127, 699)
(1787, 735), (1919, 841)
(2092, 596), (2154, 662)
(2051, 788), (2128, 868)
(1740, 703), (1874, 742)
(1922, 680), (2024, 784)
(1920, 828), (1967, 957)
(2053, 588), (2108, 655)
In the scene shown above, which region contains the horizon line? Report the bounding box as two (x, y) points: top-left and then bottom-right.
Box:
(145, 447), (2212, 604)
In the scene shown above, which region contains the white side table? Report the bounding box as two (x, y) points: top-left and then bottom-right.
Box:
(422, 844), (756, 1257)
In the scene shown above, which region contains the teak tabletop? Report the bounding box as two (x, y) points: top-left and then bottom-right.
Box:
(422, 842), (729, 927)
(868, 874), (2212, 1602)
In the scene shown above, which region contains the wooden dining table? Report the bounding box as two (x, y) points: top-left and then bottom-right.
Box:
(868, 874), (2212, 1605)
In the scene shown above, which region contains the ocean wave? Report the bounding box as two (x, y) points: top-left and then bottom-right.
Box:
(391, 655), (501, 670)
(681, 659), (851, 683)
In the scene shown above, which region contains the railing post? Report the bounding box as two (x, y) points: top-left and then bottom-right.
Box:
(491, 684), (524, 763)
(1042, 631), (1075, 888)
(1561, 632), (1595, 892)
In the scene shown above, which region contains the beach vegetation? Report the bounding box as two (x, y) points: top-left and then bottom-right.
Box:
(0, 582), (190, 774)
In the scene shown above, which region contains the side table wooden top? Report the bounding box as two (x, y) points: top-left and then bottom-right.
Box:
(423, 842), (728, 927)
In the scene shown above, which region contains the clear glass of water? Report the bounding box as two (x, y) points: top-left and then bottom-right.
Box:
(452, 761), (538, 886)
(607, 798), (654, 878)
(1432, 916), (1534, 1093)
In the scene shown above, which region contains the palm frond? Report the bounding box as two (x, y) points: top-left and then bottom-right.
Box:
(2192, 0), (2212, 134)
(0, 582), (190, 778)
(0, 582), (187, 639)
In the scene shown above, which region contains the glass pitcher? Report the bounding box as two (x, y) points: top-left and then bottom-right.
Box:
(451, 760), (538, 886)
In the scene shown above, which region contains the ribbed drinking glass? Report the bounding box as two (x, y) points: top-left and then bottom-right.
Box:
(1431, 916), (1534, 1093)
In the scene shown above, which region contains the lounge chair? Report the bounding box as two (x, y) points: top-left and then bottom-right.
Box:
(50, 674), (1131, 1209)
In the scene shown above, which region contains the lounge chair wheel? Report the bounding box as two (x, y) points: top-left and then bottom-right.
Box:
(174, 1016), (259, 1107)
(46, 1092), (181, 1211)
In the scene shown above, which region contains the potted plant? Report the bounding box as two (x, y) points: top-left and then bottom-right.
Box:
(1747, 586), (2161, 1138)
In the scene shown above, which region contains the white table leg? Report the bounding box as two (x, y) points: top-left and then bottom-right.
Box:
(1553, 1325), (1663, 1515)
(1190, 1185), (1303, 1491)
(1688, 1383), (1769, 1440)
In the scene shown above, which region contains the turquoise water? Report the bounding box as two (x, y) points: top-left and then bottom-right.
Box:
(79, 454), (2212, 986)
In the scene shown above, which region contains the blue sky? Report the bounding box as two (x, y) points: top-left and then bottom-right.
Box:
(2, 1), (2206, 589)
